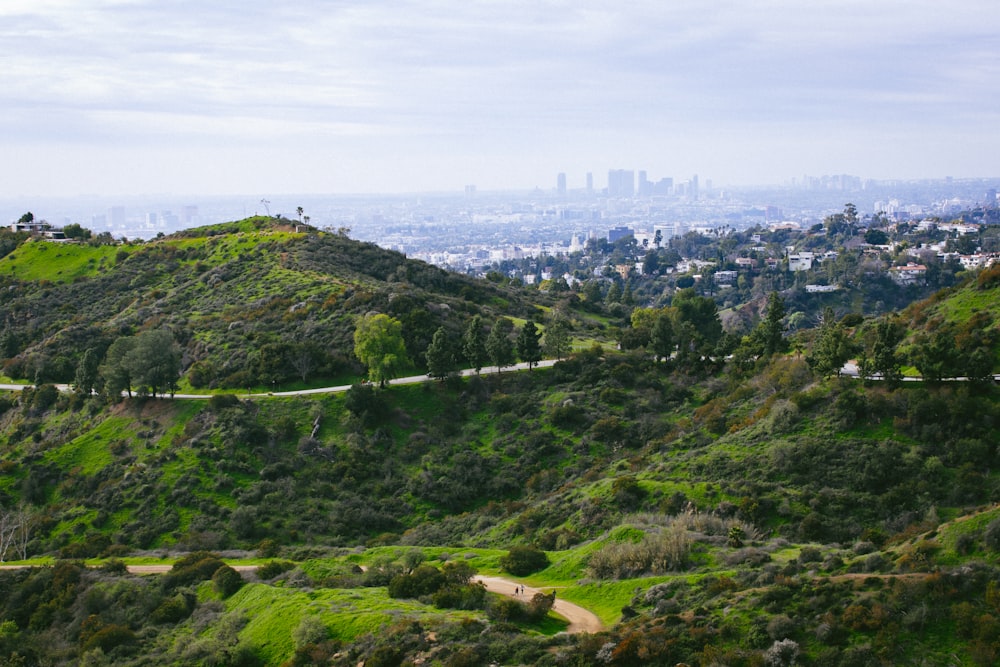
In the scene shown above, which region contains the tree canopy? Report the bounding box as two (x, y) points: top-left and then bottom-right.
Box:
(353, 313), (409, 388)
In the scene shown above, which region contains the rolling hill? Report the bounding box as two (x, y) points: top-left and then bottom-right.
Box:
(0, 220), (999, 665)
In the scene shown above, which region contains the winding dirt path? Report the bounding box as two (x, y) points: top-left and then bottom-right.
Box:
(473, 575), (604, 634)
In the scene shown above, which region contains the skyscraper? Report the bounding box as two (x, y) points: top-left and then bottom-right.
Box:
(608, 169), (635, 198)
(586, 172), (593, 195)
(557, 173), (567, 197)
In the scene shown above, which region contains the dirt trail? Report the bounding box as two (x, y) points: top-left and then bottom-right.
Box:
(126, 564), (259, 574)
(474, 575), (604, 634)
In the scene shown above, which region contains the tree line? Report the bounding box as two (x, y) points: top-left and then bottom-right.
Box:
(353, 311), (572, 387)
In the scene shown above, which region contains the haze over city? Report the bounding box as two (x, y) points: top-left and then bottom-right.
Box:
(3, 1), (998, 198)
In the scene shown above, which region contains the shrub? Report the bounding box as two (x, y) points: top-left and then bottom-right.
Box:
(163, 552), (225, 590)
(587, 525), (691, 579)
(292, 616), (330, 650)
(499, 546), (549, 576)
(387, 565), (445, 599)
(257, 560), (296, 580)
(212, 565), (244, 598)
(82, 623), (137, 653)
(151, 594), (193, 624)
(763, 638), (800, 667)
(984, 518), (1000, 552)
(431, 582), (487, 610)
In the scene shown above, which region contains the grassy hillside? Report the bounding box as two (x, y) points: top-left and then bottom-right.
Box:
(1, 224), (999, 665)
(0, 217), (552, 390)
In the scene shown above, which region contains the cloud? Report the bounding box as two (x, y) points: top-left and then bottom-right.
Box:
(1, 0), (998, 194)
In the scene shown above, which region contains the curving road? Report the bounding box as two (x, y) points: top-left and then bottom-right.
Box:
(473, 575), (604, 634)
(0, 359), (560, 400)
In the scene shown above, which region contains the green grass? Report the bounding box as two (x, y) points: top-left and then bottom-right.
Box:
(43, 416), (134, 475)
(227, 582), (473, 665)
(0, 241), (125, 282)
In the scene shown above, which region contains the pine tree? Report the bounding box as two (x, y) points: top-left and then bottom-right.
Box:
(806, 308), (853, 378)
(516, 321), (542, 370)
(543, 317), (571, 360)
(425, 327), (456, 379)
(486, 318), (515, 372)
(462, 315), (487, 374)
(73, 348), (100, 396)
(651, 313), (674, 362)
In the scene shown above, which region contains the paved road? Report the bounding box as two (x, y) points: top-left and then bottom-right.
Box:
(0, 359), (561, 399)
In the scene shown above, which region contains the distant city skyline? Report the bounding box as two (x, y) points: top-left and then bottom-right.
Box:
(3, 1), (998, 197)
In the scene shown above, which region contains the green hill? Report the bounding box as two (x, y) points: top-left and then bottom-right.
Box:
(1, 221), (999, 666)
(0, 217), (545, 390)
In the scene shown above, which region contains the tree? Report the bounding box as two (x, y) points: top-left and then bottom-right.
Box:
(651, 312), (674, 362)
(462, 315), (488, 374)
(499, 545), (549, 576)
(73, 348), (100, 396)
(0, 505), (31, 561)
(353, 313), (409, 388)
(130, 329), (182, 397)
(542, 316), (571, 360)
(806, 308), (853, 378)
(672, 288), (723, 367)
(859, 317), (903, 385)
(910, 329), (958, 383)
(62, 223), (92, 240)
(758, 291), (787, 357)
(516, 321), (542, 370)
(864, 228), (889, 245)
(425, 326), (457, 379)
(486, 318), (515, 372)
(100, 336), (137, 398)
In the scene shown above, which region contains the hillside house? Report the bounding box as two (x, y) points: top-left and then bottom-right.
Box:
(889, 263), (927, 285)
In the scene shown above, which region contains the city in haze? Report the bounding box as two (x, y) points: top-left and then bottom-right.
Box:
(3, 2), (998, 198)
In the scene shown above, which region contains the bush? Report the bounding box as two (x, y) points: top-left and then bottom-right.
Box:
(82, 623), (137, 653)
(499, 546), (549, 576)
(763, 638), (800, 667)
(150, 594), (193, 624)
(388, 565), (445, 599)
(163, 552), (225, 590)
(984, 518), (1000, 552)
(212, 564), (244, 598)
(257, 560), (296, 580)
(587, 525), (691, 579)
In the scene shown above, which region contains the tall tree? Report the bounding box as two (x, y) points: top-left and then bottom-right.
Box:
(758, 291), (788, 357)
(651, 312), (675, 362)
(100, 336), (137, 398)
(672, 288), (723, 367)
(486, 318), (515, 372)
(73, 348), (100, 395)
(859, 317), (903, 385)
(425, 326), (457, 379)
(354, 313), (409, 388)
(462, 315), (488, 374)
(130, 329), (182, 397)
(516, 321), (542, 370)
(542, 316), (571, 360)
(806, 308), (853, 378)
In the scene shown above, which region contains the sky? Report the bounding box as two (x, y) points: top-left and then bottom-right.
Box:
(2, 0), (998, 196)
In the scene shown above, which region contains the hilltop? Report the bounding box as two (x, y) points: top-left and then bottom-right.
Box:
(0, 217), (549, 391)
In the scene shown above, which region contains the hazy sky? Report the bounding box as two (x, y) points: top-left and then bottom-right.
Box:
(3, 1), (998, 196)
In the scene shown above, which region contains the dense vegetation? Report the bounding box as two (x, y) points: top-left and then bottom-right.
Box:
(0, 217), (998, 665)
